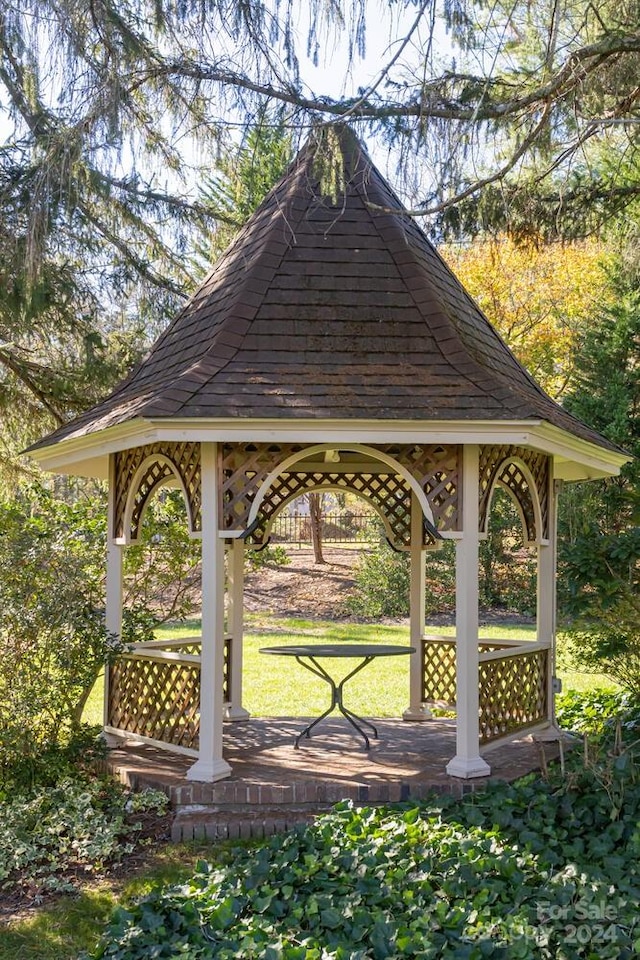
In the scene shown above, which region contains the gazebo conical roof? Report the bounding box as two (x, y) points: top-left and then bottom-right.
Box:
(30, 124), (624, 478)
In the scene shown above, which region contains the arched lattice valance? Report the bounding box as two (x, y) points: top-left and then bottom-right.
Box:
(112, 442), (201, 542)
(478, 445), (550, 544)
(220, 441), (461, 550)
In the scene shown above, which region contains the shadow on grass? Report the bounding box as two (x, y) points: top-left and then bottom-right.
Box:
(0, 889), (113, 960)
(0, 843), (224, 960)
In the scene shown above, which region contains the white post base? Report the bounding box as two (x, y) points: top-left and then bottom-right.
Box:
(100, 729), (123, 748)
(186, 757), (232, 782)
(402, 704), (433, 721)
(225, 705), (251, 722)
(532, 723), (578, 743)
(446, 754), (491, 779)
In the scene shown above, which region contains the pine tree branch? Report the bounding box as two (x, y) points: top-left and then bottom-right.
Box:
(0, 347), (66, 425)
(76, 200), (188, 298)
(369, 101), (554, 217)
(146, 31), (640, 123)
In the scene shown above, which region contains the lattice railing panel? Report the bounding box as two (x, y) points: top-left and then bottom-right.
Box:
(422, 639), (457, 704)
(420, 637), (512, 704)
(478, 445), (550, 543)
(108, 656), (202, 750)
(479, 648), (549, 744)
(107, 637), (232, 752)
(171, 641), (202, 656)
(113, 442), (201, 541)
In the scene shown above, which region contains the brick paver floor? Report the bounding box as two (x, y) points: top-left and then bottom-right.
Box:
(106, 717), (562, 840)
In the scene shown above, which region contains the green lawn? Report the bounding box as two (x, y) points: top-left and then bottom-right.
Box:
(0, 843), (227, 960)
(83, 615), (616, 726)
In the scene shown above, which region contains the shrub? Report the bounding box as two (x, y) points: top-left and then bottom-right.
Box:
(0, 487), (126, 788)
(346, 541), (412, 618)
(93, 743), (640, 959)
(0, 723), (107, 797)
(556, 687), (640, 742)
(0, 484), (204, 786)
(346, 539), (458, 620)
(479, 488), (536, 614)
(560, 525), (640, 694)
(347, 537), (535, 621)
(0, 777), (169, 896)
(123, 489), (202, 622)
(245, 543), (291, 572)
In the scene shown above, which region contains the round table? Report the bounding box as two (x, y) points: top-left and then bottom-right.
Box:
(260, 643), (415, 749)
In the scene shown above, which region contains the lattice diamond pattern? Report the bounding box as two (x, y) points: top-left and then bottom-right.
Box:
(113, 442), (201, 541)
(108, 657), (202, 750)
(252, 470), (433, 548)
(478, 445), (550, 543)
(107, 637), (232, 752)
(381, 444), (461, 530)
(221, 442), (306, 530)
(478, 649), (549, 743)
(422, 640), (457, 704)
(421, 638), (512, 705)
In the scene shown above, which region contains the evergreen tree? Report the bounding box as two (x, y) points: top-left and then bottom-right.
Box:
(1, 0), (638, 456)
(558, 264), (640, 689)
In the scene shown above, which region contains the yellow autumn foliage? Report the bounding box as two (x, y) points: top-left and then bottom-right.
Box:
(441, 236), (615, 400)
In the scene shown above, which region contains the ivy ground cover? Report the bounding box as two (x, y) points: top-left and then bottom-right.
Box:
(94, 750), (640, 960)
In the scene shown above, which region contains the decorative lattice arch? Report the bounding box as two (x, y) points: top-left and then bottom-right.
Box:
(220, 442), (461, 550)
(111, 440), (549, 546)
(478, 445), (550, 544)
(113, 442), (202, 542)
(252, 470), (436, 548)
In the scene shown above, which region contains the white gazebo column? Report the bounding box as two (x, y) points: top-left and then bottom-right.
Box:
(188, 442), (232, 782)
(446, 444), (490, 778)
(104, 462), (123, 733)
(537, 471), (558, 725)
(225, 537), (250, 721)
(403, 492), (431, 720)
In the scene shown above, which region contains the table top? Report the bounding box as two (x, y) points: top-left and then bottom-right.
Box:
(260, 644), (415, 658)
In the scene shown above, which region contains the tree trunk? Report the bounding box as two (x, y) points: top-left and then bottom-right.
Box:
(308, 493), (326, 564)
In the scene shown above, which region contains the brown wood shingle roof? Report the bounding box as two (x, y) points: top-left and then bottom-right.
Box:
(30, 124), (617, 452)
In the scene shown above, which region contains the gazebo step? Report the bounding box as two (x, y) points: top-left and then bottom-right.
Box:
(104, 719), (561, 845)
(170, 808), (321, 843)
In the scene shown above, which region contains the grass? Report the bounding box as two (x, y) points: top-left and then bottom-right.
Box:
(82, 614), (616, 726)
(0, 842), (230, 960)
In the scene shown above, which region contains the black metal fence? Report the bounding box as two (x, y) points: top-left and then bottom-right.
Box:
(270, 513), (376, 544)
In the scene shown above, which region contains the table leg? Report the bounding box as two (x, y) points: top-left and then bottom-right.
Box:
(293, 655), (379, 749)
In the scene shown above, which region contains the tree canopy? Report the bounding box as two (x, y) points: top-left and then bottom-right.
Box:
(442, 236), (615, 398)
(0, 0), (638, 451)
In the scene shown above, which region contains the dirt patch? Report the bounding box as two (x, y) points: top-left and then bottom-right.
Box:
(243, 545), (534, 629)
(244, 546), (362, 620)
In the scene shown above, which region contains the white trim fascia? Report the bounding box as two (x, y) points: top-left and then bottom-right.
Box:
(28, 415), (629, 481)
(149, 417), (539, 445)
(528, 422), (629, 477)
(134, 418), (632, 473)
(28, 419), (157, 474)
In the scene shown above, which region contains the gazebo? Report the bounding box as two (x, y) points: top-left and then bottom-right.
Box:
(28, 125), (627, 783)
